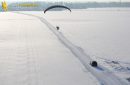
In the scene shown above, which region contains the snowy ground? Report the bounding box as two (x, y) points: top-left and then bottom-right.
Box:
(0, 8), (130, 85)
(44, 9), (130, 61)
(43, 8), (130, 84)
(0, 12), (99, 85)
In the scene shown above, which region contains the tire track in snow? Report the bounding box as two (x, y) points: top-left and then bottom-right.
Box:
(15, 22), (39, 85)
(0, 21), (32, 85)
(13, 12), (129, 85)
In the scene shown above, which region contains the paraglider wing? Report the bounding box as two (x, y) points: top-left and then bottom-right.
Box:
(44, 5), (71, 13)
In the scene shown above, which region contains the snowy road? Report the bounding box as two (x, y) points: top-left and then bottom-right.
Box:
(13, 11), (129, 85)
(0, 12), (99, 85)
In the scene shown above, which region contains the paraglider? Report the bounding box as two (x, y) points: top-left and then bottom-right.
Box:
(44, 5), (71, 13)
(56, 26), (60, 30)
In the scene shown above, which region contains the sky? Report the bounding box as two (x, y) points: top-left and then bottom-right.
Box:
(0, 0), (130, 2)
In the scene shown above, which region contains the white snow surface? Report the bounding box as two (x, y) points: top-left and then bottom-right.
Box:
(43, 9), (130, 62)
(41, 8), (130, 84)
(19, 8), (130, 62)
(17, 8), (130, 84)
(0, 12), (99, 85)
(0, 8), (130, 85)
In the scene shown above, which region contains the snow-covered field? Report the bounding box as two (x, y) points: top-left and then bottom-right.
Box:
(0, 12), (100, 85)
(44, 9), (130, 61)
(0, 8), (130, 85)
(43, 8), (130, 84)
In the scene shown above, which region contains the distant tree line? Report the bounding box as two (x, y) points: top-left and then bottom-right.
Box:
(1, 1), (130, 11)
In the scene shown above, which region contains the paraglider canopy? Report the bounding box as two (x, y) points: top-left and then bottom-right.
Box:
(44, 5), (71, 13)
